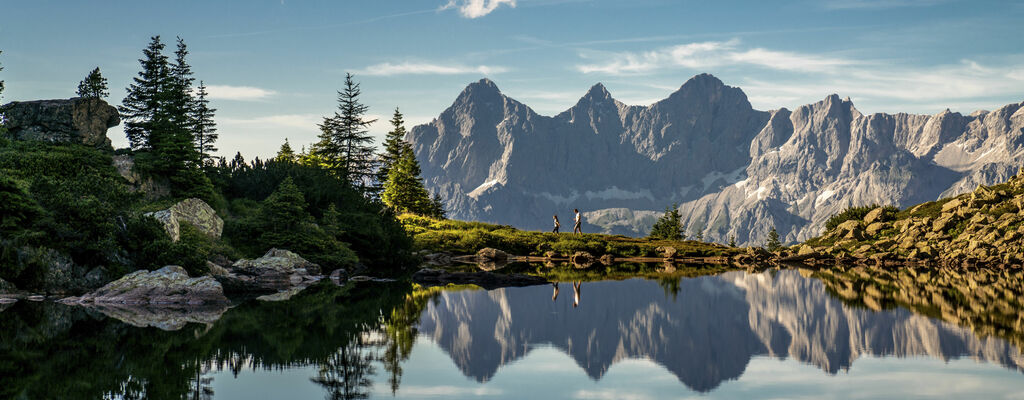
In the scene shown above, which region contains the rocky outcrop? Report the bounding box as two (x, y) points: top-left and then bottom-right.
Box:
(409, 75), (1024, 245)
(60, 265), (228, 306)
(805, 169), (1024, 266)
(2, 97), (119, 149)
(145, 198), (223, 242)
(216, 248), (322, 293)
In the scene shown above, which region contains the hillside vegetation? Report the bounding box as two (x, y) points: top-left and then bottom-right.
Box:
(399, 214), (739, 258)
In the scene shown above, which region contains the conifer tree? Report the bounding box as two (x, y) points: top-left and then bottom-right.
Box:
(694, 230), (704, 241)
(729, 235), (737, 247)
(648, 204), (682, 240)
(314, 73), (377, 190)
(192, 80), (218, 164)
(76, 67), (109, 99)
(276, 138), (296, 162)
(120, 36), (170, 150)
(766, 226), (782, 251)
(378, 108), (407, 186)
(381, 146), (434, 216)
(428, 192), (446, 219)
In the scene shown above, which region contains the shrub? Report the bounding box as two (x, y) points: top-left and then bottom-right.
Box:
(825, 204), (897, 231)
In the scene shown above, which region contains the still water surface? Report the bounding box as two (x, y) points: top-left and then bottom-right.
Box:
(3, 268), (1024, 399)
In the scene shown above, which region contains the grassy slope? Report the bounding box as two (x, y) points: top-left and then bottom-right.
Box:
(398, 214), (740, 258)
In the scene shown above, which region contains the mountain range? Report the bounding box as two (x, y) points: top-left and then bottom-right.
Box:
(407, 74), (1024, 245)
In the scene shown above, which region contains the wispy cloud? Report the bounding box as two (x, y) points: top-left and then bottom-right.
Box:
(358, 61), (509, 76)
(220, 114), (320, 129)
(576, 39), (857, 75)
(439, 0), (516, 18)
(203, 85), (277, 101)
(820, 0), (950, 9)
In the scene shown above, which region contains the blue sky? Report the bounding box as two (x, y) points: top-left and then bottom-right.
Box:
(2, 0), (1023, 159)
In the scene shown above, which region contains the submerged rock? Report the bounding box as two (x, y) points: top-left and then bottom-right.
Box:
(145, 198), (224, 242)
(84, 303), (229, 331)
(216, 248), (322, 293)
(476, 247), (509, 261)
(60, 265), (228, 306)
(2, 97), (120, 149)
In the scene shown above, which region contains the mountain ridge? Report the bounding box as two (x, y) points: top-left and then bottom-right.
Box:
(408, 74), (1024, 245)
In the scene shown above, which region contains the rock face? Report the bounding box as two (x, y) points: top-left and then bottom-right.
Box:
(60, 265), (228, 306)
(409, 75), (1024, 245)
(216, 248), (323, 293)
(2, 97), (120, 149)
(145, 198), (223, 242)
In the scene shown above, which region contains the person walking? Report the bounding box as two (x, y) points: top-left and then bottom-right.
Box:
(572, 281), (582, 308)
(552, 214), (560, 233)
(573, 209), (582, 234)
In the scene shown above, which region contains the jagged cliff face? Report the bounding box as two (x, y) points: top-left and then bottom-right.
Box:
(409, 75), (1024, 245)
(415, 271), (1024, 392)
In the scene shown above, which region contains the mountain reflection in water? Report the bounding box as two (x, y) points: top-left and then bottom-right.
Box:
(2, 268), (1024, 399)
(418, 270), (1024, 392)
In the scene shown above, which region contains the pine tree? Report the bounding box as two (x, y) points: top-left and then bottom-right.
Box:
(648, 204), (682, 240)
(694, 230), (704, 241)
(314, 73), (377, 190)
(766, 226), (782, 251)
(192, 80), (218, 165)
(381, 146), (433, 216)
(276, 138), (296, 162)
(258, 176), (310, 232)
(120, 36), (170, 150)
(428, 192), (446, 219)
(76, 67), (109, 99)
(728, 235), (737, 247)
(378, 108), (407, 187)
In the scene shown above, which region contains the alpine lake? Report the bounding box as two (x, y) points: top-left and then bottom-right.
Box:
(4, 260), (1024, 399)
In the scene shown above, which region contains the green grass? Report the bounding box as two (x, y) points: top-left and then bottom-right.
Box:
(399, 214), (739, 258)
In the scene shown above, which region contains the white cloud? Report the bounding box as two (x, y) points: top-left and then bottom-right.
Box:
(203, 85), (277, 101)
(439, 0), (516, 18)
(820, 0), (950, 9)
(576, 39), (856, 75)
(358, 61), (508, 76)
(219, 114), (320, 129)
(399, 385), (503, 396)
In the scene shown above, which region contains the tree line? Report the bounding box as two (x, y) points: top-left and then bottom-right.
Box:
(105, 35), (443, 218)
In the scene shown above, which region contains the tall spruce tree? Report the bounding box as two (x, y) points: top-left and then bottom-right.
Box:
(314, 73), (377, 190)
(76, 67), (109, 99)
(276, 138), (296, 162)
(378, 108), (407, 187)
(192, 80), (217, 165)
(766, 227), (782, 251)
(120, 36), (170, 150)
(381, 146), (436, 216)
(648, 204), (682, 240)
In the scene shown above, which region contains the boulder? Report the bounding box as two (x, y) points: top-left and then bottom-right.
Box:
(836, 220), (865, 240)
(655, 246), (678, 258)
(60, 265), (228, 306)
(865, 222), (888, 236)
(216, 248), (322, 293)
(1, 97), (119, 149)
(570, 251), (595, 267)
(145, 198), (224, 242)
(599, 254), (615, 265)
(941, 198), (962, 213)
(475, 248), (509, 261)
(932, 215), (957, 233)
(423, 252), (453, 266)
(84, 303), (228, 331)
(863, 207), (893, 225)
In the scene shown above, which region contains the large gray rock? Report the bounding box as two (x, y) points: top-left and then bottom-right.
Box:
(410, 74), (1024, 245)
(60, 265), (228, 306)
(216, 248), (322, 293)
(146, 198), (223, 242)
(2, 97), (119, 149)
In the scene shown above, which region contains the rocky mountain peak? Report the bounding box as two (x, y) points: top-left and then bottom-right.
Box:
(455, 78), (504, 105)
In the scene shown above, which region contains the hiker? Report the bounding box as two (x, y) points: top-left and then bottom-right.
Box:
(551, 282), (559, 301)
(572, 281), (581, 308)
(573, 209), (582, 234)
(552, 214), (560, 233)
